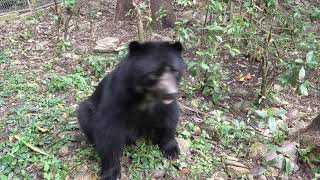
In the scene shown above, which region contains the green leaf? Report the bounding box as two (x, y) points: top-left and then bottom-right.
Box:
(284, 157), (293, 175)
(298, 66), (305, 82)
(299, 84), (308, 96)
(255, 110), (268, 118)
(306, 51), (318, 66)
(272, 108), (287, 116)
(294, 59), (303, 64)
(200, 63), (209, 70)
(268, 117), (277, 132)
(44, 163), (50, 172)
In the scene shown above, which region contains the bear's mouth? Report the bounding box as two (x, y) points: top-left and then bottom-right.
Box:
(161, 94), (175, 104)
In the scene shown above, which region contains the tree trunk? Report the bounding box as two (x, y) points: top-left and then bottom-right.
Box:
(302, 113), (320, 132)
(115, 0), (133, 21)
(290, 113), (320, 147)
(150, 0), (175, 30)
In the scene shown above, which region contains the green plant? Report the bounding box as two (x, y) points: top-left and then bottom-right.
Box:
(187, 49), (228, 103)
(86, 55), (118, 78)
(251, 108), (288, 144)
(206, 110), (255, 145)
(0, 50), (10, 64)
(46, 72), (88, 92)
(124, 141), (174, 180)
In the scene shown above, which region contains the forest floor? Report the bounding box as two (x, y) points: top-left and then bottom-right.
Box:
(0, 0), (319, 179)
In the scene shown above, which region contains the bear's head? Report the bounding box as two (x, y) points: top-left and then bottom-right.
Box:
(127, 41), (185, 105)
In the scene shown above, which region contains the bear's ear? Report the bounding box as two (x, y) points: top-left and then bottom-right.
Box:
(128, 41), (143, 54)
(170, 41), (183, 52)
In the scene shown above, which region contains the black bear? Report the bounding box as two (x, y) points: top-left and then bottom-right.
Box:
(77, 41), (185, 180)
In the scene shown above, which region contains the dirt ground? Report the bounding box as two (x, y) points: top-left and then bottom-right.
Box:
(1, 0), (319, 179)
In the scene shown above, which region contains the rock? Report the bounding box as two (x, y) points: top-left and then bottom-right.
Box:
(225, 158), (249, 177)
(78, 22), (91, 31)
(233, 89), (249, 97)
(73, 165), (96, 180)
(233, 100), (244, 111)
(225, 155), (239, 161)
(35, 41), (49, 51)
(265, 141), (299, 173)
(176, 138), (190, 156)
(225, 160), (247, 168)
(58, 145), (69, 156)
(62, 53), (81, 60)
(257, 175), (267, 180)
(94, 37), (120, 53)
(274, 97), (289, 106)
(193, 126), (201, 136)
(287, 109), (299, 120)
(273, 84), (284, 92)
(226, 165), (250, 175)
(73, 172), (96, 180)
(250, 142), (268, 158)
(151, 169), (166, 179)
(208, 171), (228, 180)
(249, 165), (267, 176)
(233, 99), (252, 112)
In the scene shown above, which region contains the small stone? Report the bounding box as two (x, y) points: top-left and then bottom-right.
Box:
(257, 175), (267, 180)
(227, 165), (250, 175)
(225, 160), (247, 168)
(273, 84), (284, 92)
(62, 53), (81, 60)
(58, 145), (69, 156)
(73, 172), (96, 180)
(151, 169), (166, 178)
(242, 100), (252, 111)
(233, 100), (244, 111)
(193, 126), (201, 136)
(287, 109), (299, 119)
(225, 156), (239, 161)
(208, 171), (228, 180)
(233, 89), (249, 97)
(35, 41), (49, 51)
(250, 142), (268, 158)
(176, 138), (190, 156)
(94, 37), (120, 53)
(249, 165), (267, 176)
(265, 141), (299, 172)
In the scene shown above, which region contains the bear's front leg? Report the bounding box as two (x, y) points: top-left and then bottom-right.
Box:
(156, 127), (180, 160)
(94, 128), (125, 180)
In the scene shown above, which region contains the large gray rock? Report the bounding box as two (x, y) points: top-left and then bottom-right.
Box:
(94, 37), (120, 53)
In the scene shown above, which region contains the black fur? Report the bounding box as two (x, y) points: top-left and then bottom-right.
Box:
(77, 41), (185, 180)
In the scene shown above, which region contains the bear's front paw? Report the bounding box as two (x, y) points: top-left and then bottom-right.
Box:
(101, 167), (120, 180)
(161, 140), (180, 160)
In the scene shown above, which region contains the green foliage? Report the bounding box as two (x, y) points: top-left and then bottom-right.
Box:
(175, 0), (319, 101)
(0, 50), (10, 64)
(177, 121), (221, 178)
(46, 72), (88, 92)
(56, 40), (71, 54)
(125, 141), (174, 180)
(187, 48), (228, 103)
(86, 55), (118, 78)
(251, 108), (288, 144)
(206, 110), (255, 145)
(62, 0), (75, 8)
